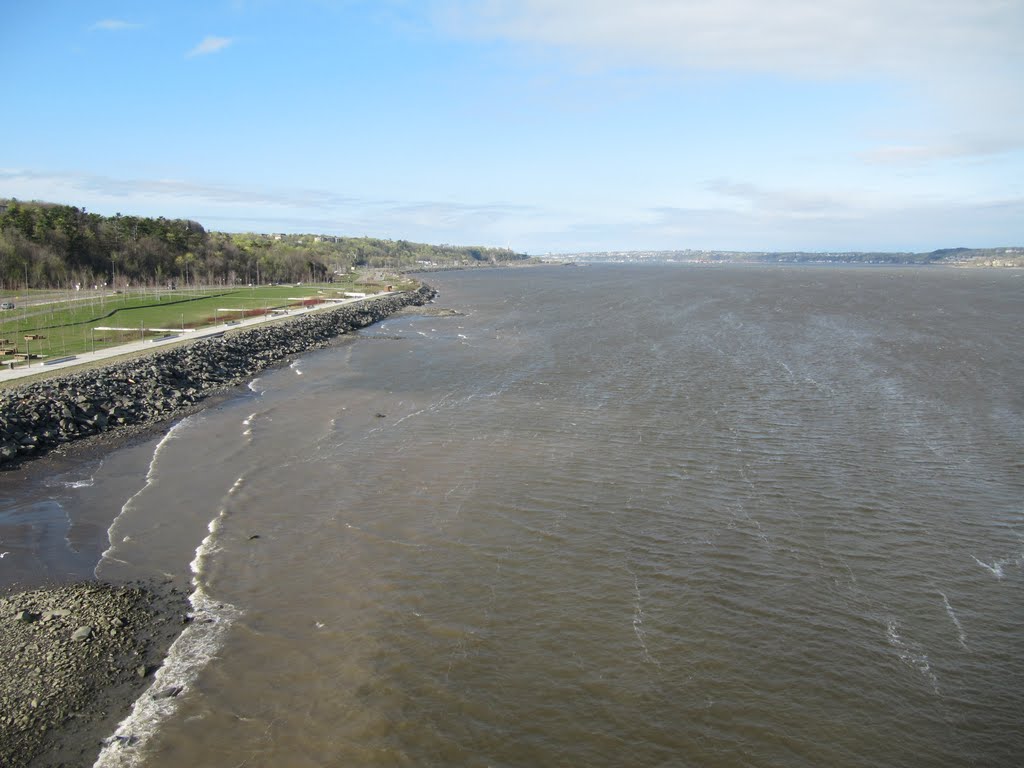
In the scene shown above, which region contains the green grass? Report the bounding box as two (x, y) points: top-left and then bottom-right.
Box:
(0, 281), (406, 366)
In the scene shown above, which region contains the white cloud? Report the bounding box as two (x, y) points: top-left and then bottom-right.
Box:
(860, 136), (1024, 166)
(186, 36), (234, 58)
(0, 169), (544, 246)
(432, 1), (1024, 163)
(3, 168), (1019, 253)
(90, 19), (140, 32)
(434, 0), (1020, 80)
(704, 179), (853, 218)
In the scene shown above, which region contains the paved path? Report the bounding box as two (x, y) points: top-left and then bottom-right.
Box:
(0, 293), (393, 384)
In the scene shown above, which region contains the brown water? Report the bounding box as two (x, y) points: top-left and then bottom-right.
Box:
(2, 264), (1023, 767)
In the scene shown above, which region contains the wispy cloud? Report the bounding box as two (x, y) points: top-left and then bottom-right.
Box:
(2, 168), (1019, 253)
(705, 179), (850, 218)
(646, 190), (1024, 251)
(0, 169), (542, 244)
(434, 1), (1021, 81)
(860, 136), (1024, 166)
(90, 19), (140, 32)
(432, 1), (1024, 163)
(186, 36), (234, 58)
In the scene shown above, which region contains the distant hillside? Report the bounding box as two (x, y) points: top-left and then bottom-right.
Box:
(550, 247), (1024, 267)
(0, 199), (529, 289)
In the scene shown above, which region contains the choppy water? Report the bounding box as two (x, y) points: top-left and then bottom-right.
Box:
(2, 264), (1023, 767)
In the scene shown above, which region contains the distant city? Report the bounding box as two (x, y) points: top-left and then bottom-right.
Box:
(546, 247), (1024, 267)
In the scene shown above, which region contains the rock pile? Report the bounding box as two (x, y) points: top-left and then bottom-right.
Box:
(0, 582), (189, 767)
(0, 285), (435, 466)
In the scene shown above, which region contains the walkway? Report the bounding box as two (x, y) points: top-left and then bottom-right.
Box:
(0, 293), (394, 384)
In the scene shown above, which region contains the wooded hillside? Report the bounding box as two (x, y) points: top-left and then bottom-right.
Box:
(0, 199), (529, 289)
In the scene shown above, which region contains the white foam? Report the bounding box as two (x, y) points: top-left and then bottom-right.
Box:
(627, 564), (660, 666)
(246, 377), (262, 392)
(885, 619), (939, 693)
(93, 505), (241, 768)
(95, 419), (192, 573)
(972, 556), (1003, 578)
(46, 458), (104, 489)
(938, 592), (968, 650)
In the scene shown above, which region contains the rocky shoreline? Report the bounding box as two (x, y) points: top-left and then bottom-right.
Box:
(0, 283), (437, 765)
(0, 284), (436, 469)
(0, 581), (190, 768)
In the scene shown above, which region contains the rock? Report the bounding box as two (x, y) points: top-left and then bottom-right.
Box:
(71, 625), (93, 641)
(0, 285), (436, 467)
(151, 685), (183, 700)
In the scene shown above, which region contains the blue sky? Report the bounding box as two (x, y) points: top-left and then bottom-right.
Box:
(1, 1), (1021, 253)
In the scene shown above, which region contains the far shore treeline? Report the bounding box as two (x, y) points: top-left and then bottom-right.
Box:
(0, 199), (529, 289)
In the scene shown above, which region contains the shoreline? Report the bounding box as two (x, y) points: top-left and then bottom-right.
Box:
(0, 581), (190, 768)
(0, 284), (440, 766)
(0, 284), (437, 470)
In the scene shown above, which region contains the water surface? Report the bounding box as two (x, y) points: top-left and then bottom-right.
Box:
(2, 264), (1022, 767)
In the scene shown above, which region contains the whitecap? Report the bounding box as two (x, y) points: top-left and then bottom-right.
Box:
(886, 619), (939, 694)
(94, 507), (241, 768)
(938, 592), (968, 650)
(972, 555), (1005, 579)
(96, 419), (193, 571)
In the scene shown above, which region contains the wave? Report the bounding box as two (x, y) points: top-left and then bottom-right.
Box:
(44, 458), (105, 490)
(885, 618), (939, 694)
(95, 418), (194, 573)
(971, 552), (1024, 580)
(938, 591), (968, 650)
(93, 490), (243, 767)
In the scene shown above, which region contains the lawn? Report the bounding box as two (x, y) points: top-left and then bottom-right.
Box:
(0, 279), (410, 365)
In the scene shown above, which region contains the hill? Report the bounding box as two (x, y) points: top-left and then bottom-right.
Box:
(0, 199), (529, 289)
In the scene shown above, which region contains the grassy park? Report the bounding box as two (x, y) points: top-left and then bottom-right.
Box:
(0, 277), (415, 367)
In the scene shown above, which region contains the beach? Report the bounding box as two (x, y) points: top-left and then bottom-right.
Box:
(0, 582), (189, 767)
(0, 286), (437, 766)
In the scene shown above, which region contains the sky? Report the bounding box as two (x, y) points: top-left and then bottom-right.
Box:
(1, 0), (1021, 254)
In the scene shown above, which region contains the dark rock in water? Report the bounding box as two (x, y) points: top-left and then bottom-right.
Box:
(151, 685), (183, 700)
(248, 534), (261, 540)
(375, 413), (387, 418)
(104, 734), (139, 747)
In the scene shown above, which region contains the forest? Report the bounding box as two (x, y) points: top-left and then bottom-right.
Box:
(0, 199), (530, 289)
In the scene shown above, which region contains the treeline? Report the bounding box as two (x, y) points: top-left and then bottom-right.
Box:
(0, 199), (529, 289)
